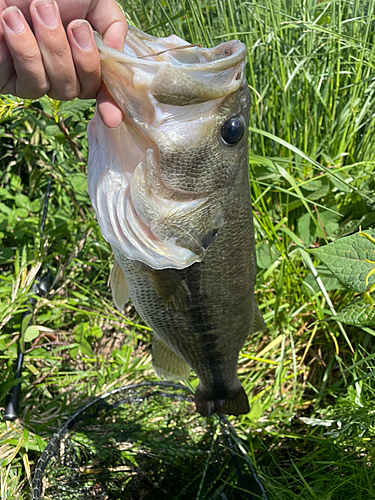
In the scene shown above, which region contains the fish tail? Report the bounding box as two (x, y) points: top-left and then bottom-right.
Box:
(194, 386), (250, 417)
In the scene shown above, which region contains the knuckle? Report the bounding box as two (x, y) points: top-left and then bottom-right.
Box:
(63, 83), (80, 100)
(48, 85), (79, 101)
(18, 89), (45, 99)
(78, 79), (100, 100)
(78, 89), (96, 100)
(49, 45), (71, 61)
(15, 47), (41, 66)
(16, 78), (50, 99)
(77, 71), (101, 100)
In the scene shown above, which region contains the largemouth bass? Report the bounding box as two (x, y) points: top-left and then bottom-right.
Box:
(87, 26), (266, 416)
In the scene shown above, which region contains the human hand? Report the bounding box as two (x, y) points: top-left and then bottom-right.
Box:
(0, 0), (125, 127)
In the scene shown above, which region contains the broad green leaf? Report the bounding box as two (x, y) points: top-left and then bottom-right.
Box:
(303, 272), (345, 293)
(90, 325), (103, 339)
(0, 201), (11, 215)
(24, 327), (39, 342)
(69, 346), (79, 359)
(0, 247), (14, 262)
(309, 230), (375, 293)
(15, 193), (29, 209)
(8, 209), (17, 227)
(298, 212), (316, 247)
(301, 178), (330, 200)
(29, 347), (47, 357)
(70, 174), (87, 193)
(15, 208), (28, 219)
(335, 299), (375, 326)
(74, 322), (89, 338)
(45, 125), (60, 136)
(256, 241), (273, 269)
(29, 199), (41, 213)
(21, 313), (32, 334)
(248, 399), (262, 423)
(319, 210), (340, 239)
(0, 188), (14, 200)
(80, 338), (95, 358)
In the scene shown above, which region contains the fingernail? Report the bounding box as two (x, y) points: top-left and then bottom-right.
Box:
(71, 21), (93, 51)
(2, 6), (25, 34)
(34, 0), (58, 28)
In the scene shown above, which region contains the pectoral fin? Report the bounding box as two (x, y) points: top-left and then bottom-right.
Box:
(147, 267), (191, 311)
(152, 338), (191, 381)
(110, 260), (129, 311)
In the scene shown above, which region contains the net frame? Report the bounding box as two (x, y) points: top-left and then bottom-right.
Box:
(32, 381), (269, 500)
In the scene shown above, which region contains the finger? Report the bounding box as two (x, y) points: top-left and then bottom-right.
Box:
(30, 0), (79, 100)
(97, 83), (122, 128)
(67, 19), (101, 99)
(87, 0), (127, 50)
(0, 6), (14, 91)
(3, 0), (33, 26)
(0, 6), (49, 97)
(4, 0), (90, 27)
(0, 1), (18, 93)
(87, 2), (126, 127)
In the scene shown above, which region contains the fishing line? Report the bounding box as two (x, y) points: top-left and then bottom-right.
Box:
(4, 153), (55, 421)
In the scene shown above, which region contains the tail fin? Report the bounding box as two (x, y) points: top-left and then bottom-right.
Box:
(195, 386), (250, 417)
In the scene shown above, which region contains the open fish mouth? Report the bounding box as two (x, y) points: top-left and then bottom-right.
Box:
(87, 26), (247, 270)
(95, 26), (246, 108)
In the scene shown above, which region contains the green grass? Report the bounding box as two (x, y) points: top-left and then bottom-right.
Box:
(1, 0), (375, 498)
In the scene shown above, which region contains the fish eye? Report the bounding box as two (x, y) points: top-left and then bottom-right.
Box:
(221, 116), (244, 146)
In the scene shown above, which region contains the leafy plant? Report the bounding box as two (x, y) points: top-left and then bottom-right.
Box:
(1, 1), (375, 499)
(311, 229), (375, 326)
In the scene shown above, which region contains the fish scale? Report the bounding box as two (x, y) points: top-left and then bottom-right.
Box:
(87, 26), (266, 416)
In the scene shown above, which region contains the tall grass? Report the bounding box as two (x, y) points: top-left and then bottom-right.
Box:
(1, 1), (375, 498)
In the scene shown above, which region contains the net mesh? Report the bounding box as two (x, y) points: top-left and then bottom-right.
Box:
(32, 382), (268, 500)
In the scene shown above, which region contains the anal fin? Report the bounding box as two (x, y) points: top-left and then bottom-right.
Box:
(152, 338), (191, 381)
(110, 260), (129, 311)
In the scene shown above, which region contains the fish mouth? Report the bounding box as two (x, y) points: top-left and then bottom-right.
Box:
(94, 25), (247, 162)
(94, 25), (246, 109)
(87, 27), (246, 269)
(123, 25), (245, 67)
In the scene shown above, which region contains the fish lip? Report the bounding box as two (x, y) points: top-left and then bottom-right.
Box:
(94, 26), (246, 72)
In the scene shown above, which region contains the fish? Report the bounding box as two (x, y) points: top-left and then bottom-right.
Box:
(87, 26), (266, 417)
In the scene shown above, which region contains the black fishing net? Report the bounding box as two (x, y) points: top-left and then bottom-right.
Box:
(32, 382), (268, 500)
